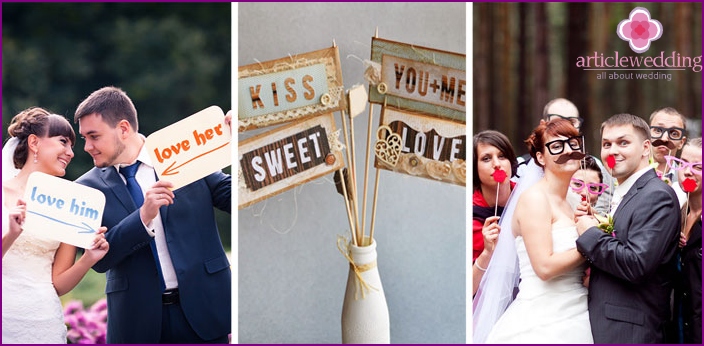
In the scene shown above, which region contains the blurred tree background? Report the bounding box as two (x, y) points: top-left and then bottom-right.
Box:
(474, 2), (702, 157)
(2, 2), (232, 257)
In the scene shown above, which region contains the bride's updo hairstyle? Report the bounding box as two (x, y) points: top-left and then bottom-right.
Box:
(7, 107), (76, 169)
(524, 118), (579, 168)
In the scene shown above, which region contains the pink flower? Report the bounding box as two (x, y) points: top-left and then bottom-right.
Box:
(617, 7), (663, 53)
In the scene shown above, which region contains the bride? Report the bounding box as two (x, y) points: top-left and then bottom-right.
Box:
(473, 118), (593, 343)
(2, 107), (109, 343)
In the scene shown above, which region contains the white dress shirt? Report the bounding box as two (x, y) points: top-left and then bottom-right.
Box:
(115, 138), (178, 290)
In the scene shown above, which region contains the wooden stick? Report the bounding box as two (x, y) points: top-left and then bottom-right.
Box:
(346, 110), (362, 244)
(339, 110), (359, 240)
(368, 97), (386, 245)
(368, 169), (381, 245)
(361, 103), (375, 246)
(338, 168), (357, 246)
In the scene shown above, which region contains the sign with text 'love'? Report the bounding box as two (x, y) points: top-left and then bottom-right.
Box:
(238, 46), (346, 132)
(369, 37), (466, 123)
(146, 106), (231, 190)
(375, 107), (466, 186)
(238, 113), (344, 209)
(23, 172), (105, 249)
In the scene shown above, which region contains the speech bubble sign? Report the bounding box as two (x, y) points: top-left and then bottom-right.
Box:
(146, 106), (232, 190)
(23, 172), (105, 249)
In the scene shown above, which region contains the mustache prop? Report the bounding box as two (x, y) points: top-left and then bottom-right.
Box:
(554, 151), (586, 164)
(652, 139), (677, 150)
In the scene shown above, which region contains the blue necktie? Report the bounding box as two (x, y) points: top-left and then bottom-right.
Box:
(120, 161), (166, 291)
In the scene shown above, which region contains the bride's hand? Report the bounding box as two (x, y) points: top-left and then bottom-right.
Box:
(8, 199), (27, 238)
(84, 226), (109, 263)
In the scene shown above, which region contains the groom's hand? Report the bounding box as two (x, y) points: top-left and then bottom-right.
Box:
(140, 180), (175, 224)
(575, 215), (598, 236)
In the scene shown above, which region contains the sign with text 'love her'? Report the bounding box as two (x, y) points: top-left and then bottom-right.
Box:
(23, 172), (105, 249)
(375, 106), (466, 186)
(238, 113), (344, 209)
(146, 106), (231, 190)
(238, 46), (346, 132)
(369, 37), (466, 123)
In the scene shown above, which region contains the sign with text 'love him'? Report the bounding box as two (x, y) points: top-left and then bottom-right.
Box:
(369, 37), (466, 123)
(375, 106), (466, 186)
(23, 172), (105, 249)
(238, 46), (346, 132)
(238, 113), (344, 209)
(146, 106), (231, 190)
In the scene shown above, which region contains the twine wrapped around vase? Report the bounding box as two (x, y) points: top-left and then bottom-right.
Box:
(337, 236), (379, 300)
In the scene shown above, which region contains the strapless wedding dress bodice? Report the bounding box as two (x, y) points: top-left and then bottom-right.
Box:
(486, 225), (593, 344)
(2, 203), (67, 343)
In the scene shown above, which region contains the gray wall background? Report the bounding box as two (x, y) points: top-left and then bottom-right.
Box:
(238, 2), (466, 343)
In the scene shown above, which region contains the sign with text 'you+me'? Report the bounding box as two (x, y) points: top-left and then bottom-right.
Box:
(23, 172), (105, 249)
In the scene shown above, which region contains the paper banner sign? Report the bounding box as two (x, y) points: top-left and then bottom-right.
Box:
(238, 46), (346, 132)
(22, 172), (106, 249)
(374, 106), (466, 186)
(369, 37), (466, 123)
(238, 113), (344, 209)
(146, 106), (232, 191)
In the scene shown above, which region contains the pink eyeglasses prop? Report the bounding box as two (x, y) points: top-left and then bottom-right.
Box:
(570, 178), (609, 196)
(665, 155), (702, 175)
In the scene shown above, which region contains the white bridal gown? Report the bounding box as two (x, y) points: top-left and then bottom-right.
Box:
(2, 202), (67, 344)
(486, 225), (593, 344)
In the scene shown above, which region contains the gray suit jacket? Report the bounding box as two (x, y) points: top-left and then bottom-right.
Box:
(576, 169), (680, 343)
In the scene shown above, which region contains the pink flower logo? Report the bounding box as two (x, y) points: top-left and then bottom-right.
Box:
(617, 7), (663, 54)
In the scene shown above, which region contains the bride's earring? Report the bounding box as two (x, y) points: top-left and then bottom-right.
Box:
(33, 151), (38, 164)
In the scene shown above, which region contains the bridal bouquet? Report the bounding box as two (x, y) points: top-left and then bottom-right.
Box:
(594, 213), (615, 235)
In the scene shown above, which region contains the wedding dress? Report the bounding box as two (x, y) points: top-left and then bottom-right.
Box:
(485, 225), (593, 344)
(2, 201), (67, 343)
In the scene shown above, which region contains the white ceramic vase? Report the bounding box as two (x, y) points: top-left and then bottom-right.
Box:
(341, 237), (390, 344)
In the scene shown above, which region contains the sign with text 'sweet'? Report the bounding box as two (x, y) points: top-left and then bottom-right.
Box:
(375, 106), (466, 186)
(23, 172), (105, 249)
(238, 113), (344, 209)
(369, 37), (466, 123)
(146, 106), (232, 191)
(238, 46), (347, 132)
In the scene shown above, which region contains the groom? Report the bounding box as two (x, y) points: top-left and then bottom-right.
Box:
(575, 113), (680, 343)
(74, 86), (231, 343)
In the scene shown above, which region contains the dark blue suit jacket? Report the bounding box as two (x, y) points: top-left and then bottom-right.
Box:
(76, 167), (231, 343)
(576, 169), (680, 343)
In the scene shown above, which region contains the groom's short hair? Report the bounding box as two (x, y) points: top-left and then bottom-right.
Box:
(600, 113), (650, 142)
(74, 86), (138, 131)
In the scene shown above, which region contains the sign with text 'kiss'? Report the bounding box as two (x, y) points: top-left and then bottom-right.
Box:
(375, 106), (466, 186)
(369, 37), (466, 123)
(238, 46), (346, 132)
(23, 172), (105, 249)
(146, 106), (231, 190)
(238, 113), (344, 209)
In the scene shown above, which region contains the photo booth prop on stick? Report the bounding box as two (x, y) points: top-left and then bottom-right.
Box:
(368, 37), (466, 123)
(146, 106), (232, 191)
(23, 172), (106, 249)
(238, 112), (344, 209)
(238, 46), (347, 132)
